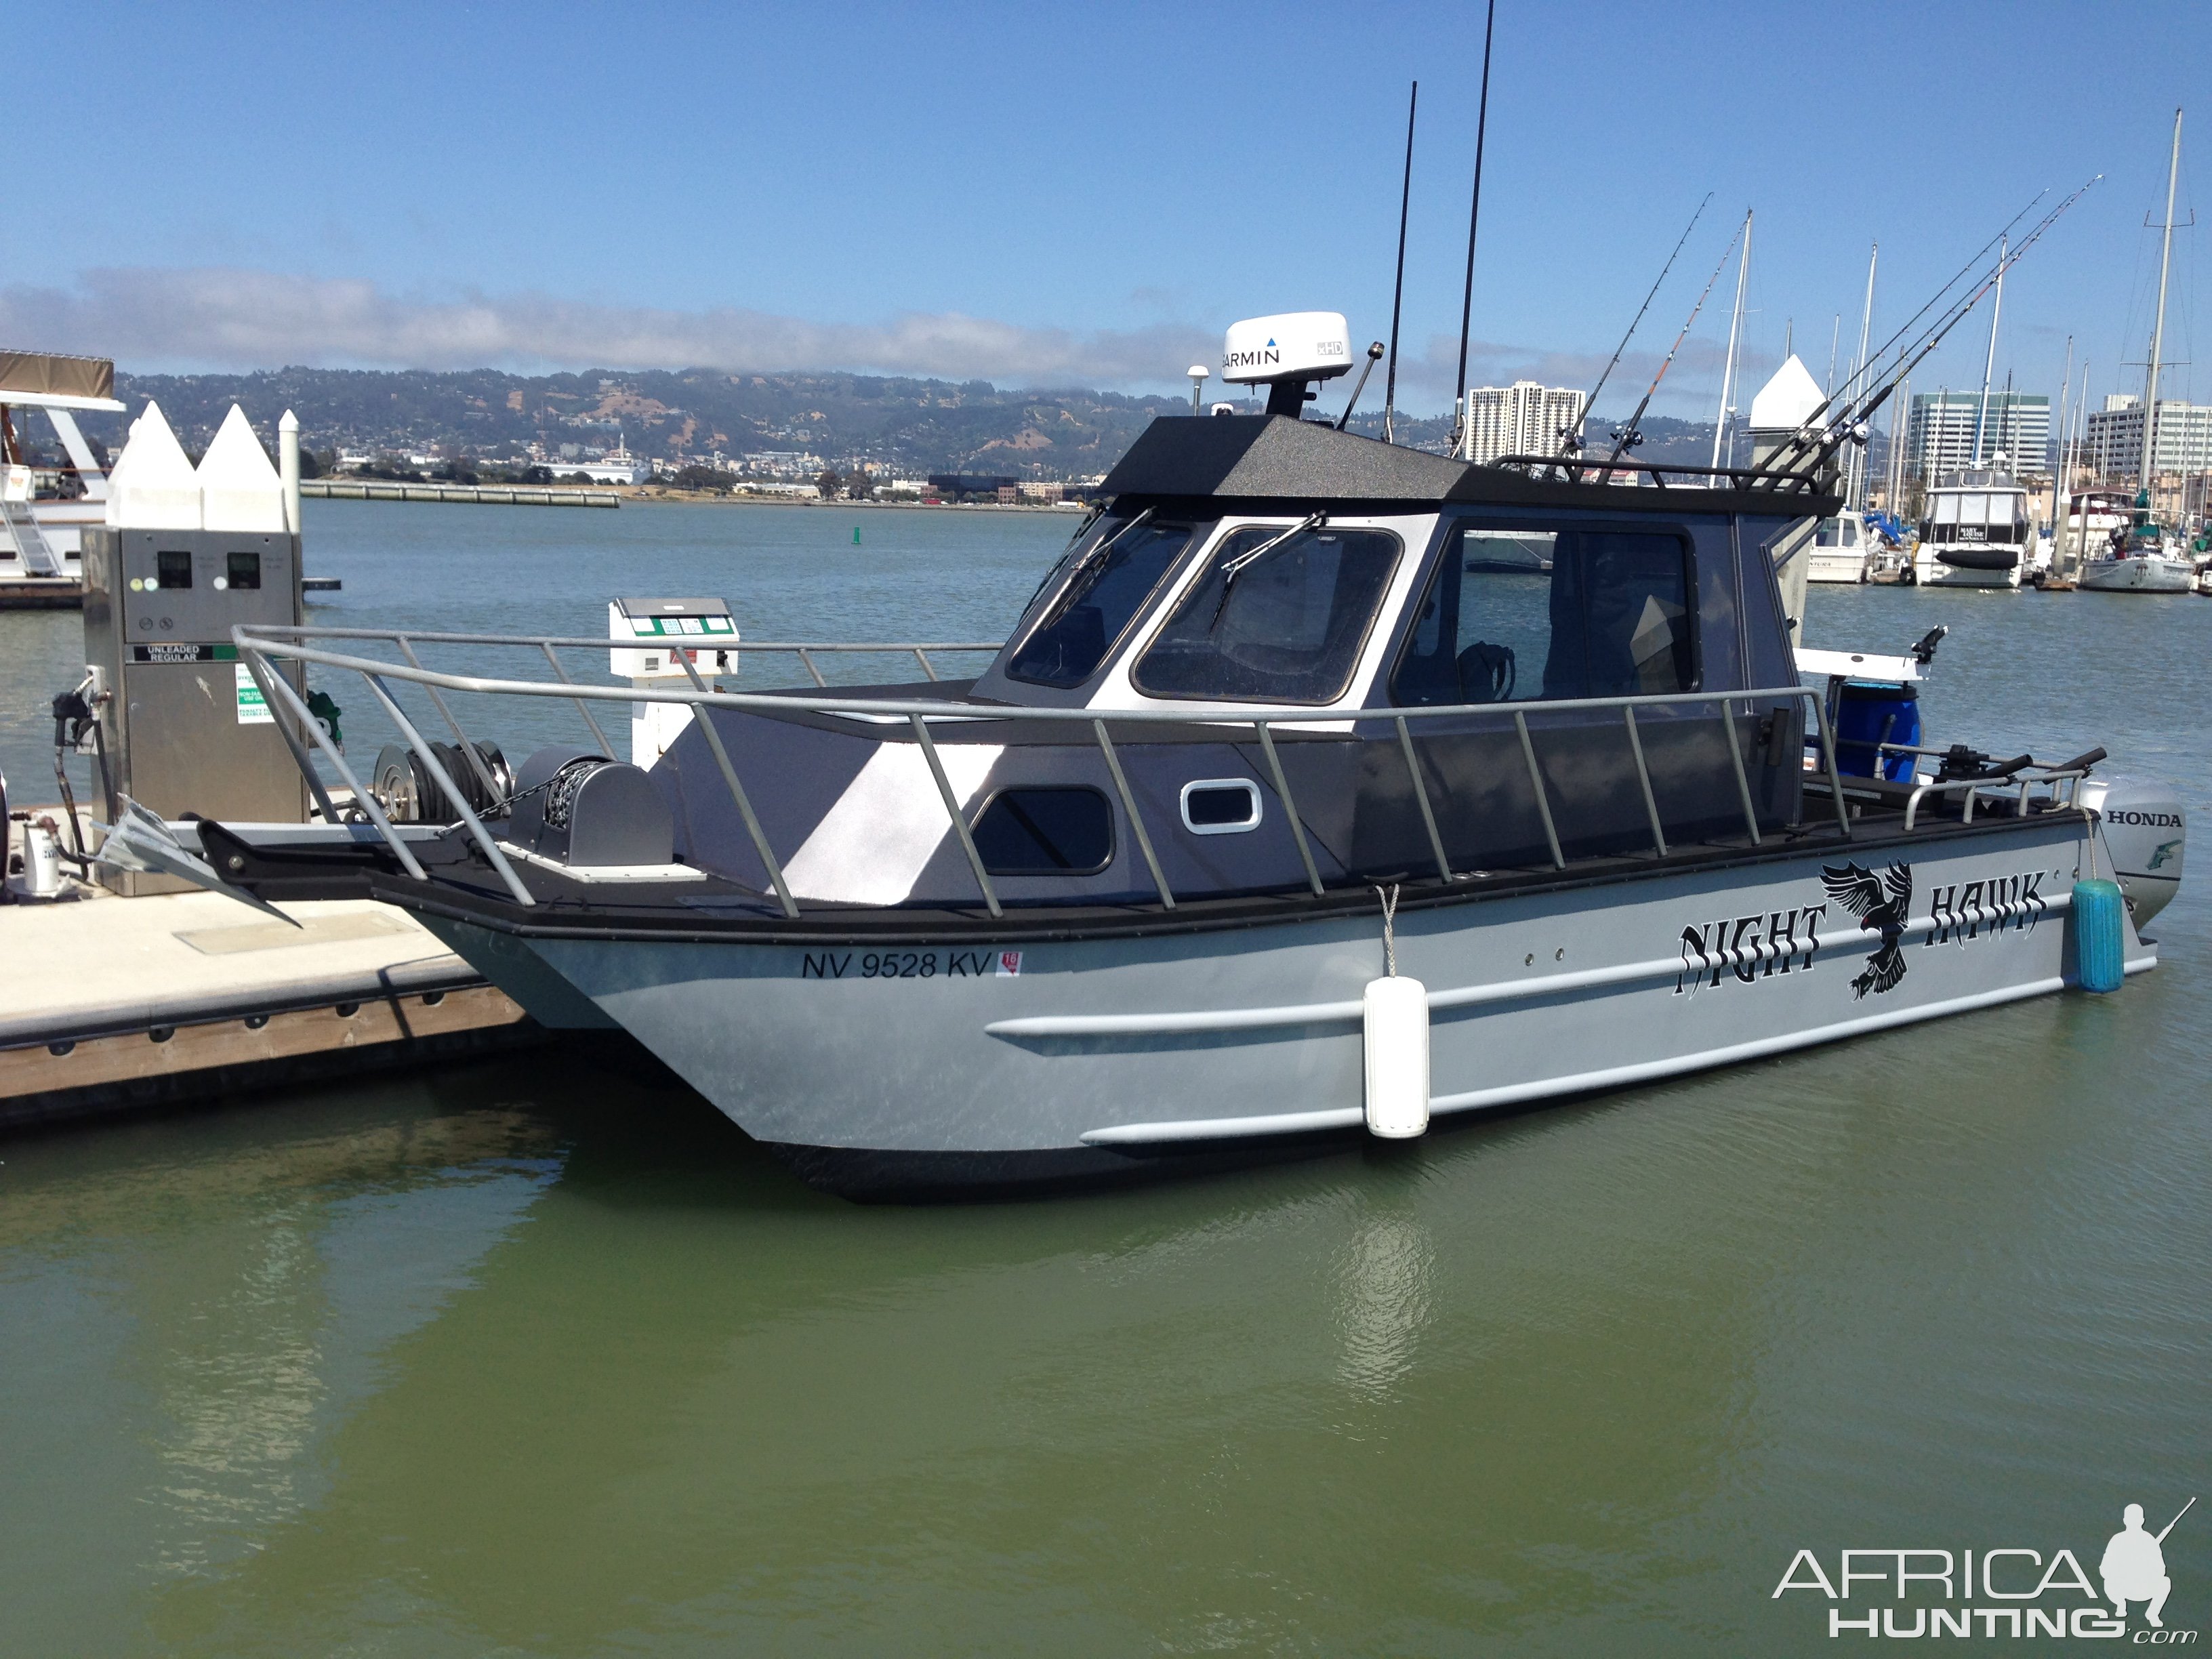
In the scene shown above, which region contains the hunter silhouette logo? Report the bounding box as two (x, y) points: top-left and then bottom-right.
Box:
(2105, 1497), (2192, 1629)
(1822, 861), (1913, 998)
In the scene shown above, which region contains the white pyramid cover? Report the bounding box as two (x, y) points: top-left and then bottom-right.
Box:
(197, 405), (287, 532)
(1747, 354), (1824, 432)
(104, 401), (202, 529)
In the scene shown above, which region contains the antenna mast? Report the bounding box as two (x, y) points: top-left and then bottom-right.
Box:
(1450, 0), (1498, 458)
(1382, 81), (1418, 445)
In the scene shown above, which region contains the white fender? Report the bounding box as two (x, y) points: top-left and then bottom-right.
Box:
(1363, 975), (1430, 1139)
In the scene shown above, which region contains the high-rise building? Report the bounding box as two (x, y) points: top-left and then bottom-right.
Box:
(2082, 394), (2212, 478)
(1906, 392), (2051, 480)
(1464, 382), (1586, 464)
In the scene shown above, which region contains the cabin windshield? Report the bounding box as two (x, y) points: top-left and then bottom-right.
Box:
(1130, 523), (1403, 704)
(1392, 523), (1696, 705)
(1004, 515), (1202, 687)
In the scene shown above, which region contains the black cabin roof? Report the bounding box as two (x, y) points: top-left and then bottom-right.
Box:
(1100, 415), (1837, 516)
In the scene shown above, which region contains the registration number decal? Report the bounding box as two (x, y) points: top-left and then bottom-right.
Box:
(800, 949), (1015, 980)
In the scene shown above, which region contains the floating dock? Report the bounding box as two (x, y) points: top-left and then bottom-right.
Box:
(0, 874), (537, 1131)
(304, 480), (621, 508)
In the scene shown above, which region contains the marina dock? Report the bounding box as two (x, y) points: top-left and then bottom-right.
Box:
(303, 479), (621, 508)
(0, 874), (536, 1131)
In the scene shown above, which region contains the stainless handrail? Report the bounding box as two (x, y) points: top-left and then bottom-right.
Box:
(234, 621), (1872, 916)
(1902, 768), (2090, 832)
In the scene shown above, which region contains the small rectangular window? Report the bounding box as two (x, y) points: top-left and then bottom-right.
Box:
(970, 787), (1113, 875)
(226, 552), (262, 590)
(157, 550), (192, 589)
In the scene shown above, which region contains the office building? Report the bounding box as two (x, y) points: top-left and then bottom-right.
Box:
(1906, 392), (2051, 479)
(1464, 382), (1586, 465)
(2083, 394), (2212, 479)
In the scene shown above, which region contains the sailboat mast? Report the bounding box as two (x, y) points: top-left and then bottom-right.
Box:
(1710, 210), (1752, 470)
(2050, 333), (2073, 531)
(1971, 237), (2006, 468)
(2141, 106), (2183, 486)
(1846, 242), (1878, 509)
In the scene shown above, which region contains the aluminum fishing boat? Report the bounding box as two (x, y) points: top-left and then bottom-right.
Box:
(105, 319), (2184, 1200)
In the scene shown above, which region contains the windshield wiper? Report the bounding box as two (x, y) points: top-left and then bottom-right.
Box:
(1210, 512), (1326, 626)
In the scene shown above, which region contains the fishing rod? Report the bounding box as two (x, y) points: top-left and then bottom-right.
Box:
(1561, 192), (1712, 459)
(1601, 214), (1746, 469)
(1765, 178), (2099, 484)
(1382, 80), (1417, 445)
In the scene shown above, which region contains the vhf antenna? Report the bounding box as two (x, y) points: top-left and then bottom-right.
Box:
(1382, 80), (1417, 445)
(1450, 0), (1498, 457)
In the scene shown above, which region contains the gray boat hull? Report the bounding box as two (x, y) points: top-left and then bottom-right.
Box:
(476, 816), (2141, 1195)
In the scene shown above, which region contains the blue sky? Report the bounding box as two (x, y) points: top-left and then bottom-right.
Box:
(7, 1), (2209, 421)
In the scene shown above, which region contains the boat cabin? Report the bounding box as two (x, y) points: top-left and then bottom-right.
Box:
(629, 413), (1832, 912)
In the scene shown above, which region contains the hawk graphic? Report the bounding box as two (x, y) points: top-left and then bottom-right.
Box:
(1821, 861), (1913, 998)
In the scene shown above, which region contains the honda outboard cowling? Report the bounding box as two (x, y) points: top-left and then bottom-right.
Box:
(507, 745), (674, 867)
(2079, 775), (2184, 927)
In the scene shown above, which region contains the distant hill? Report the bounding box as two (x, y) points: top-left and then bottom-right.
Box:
(56, 366), (1875, 483)
(85, 367), (1213, 481)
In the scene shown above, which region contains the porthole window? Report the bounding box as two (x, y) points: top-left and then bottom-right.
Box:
(1180, 778), (1262, 835)
(969, 787), (1113, 876)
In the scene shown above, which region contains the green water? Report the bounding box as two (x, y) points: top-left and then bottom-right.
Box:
(2, 506), (2207, 1653)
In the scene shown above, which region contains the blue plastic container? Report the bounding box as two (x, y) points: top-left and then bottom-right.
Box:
(2072, 877), (2127, 993)
(1833, 682), (1921, 781)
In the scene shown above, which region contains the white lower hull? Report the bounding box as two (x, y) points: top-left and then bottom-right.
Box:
(1807, 550), (1868, 584)
(2079, 556), (2193, 594)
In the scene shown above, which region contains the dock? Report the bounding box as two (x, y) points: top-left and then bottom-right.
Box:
(0, 575), (84, 609)
(0, 877), (539, 1131)
(304, 480), (621, 508)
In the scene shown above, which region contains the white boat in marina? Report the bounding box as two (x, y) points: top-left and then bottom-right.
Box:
(1913, 468), (2029, 588)
(0, 350), (125, 588)
(2083, 110), (2195, 597)
(1807, 512), (1870, 583)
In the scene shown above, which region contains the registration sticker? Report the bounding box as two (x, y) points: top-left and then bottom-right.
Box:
(996, 951), (1023, 977)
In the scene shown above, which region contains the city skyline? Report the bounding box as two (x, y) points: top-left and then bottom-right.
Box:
(3, 2), (2208, 424)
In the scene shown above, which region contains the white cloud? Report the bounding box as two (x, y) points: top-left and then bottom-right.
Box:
(0, 267), (1220, 391)
(0, 266), (1742, 416)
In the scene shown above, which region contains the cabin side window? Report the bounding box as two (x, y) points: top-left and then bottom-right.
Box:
(1004, 517), (1199, 688)
(1391, 522), (1698, 706)
(1130, 525), (1402, 704)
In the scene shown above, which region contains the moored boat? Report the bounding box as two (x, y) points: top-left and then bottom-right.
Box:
(95, 312), (2184, 1200)
(1912, 468), (2029, 588)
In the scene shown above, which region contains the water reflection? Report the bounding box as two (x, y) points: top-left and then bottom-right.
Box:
(1334, 1200), (1435, 1400)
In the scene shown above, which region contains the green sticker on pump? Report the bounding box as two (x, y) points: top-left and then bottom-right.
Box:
(234, 663), (273, 725)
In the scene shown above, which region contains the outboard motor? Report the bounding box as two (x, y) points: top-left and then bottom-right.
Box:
(2078, 776), (2185, 928)
(506, 745), (674, 867)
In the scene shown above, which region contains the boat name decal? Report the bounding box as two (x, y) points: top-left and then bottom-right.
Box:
(799, 949), (1021, 980)
(1675, 903), (1827, 994)
(1923, 870), (2047, 949)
